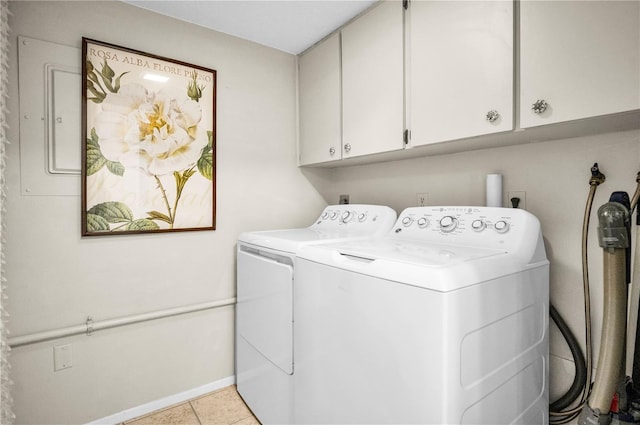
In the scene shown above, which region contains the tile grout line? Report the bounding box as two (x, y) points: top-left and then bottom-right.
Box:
(234, 388), (257, 424)
(188, 400), (204, 425)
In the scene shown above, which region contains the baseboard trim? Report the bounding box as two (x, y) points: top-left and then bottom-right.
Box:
(85, 376), (236, 425)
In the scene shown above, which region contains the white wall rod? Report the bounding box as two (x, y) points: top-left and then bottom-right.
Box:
(8, 298), (236, 348)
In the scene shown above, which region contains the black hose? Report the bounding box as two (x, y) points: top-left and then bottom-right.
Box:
(550, 303), (588, 411)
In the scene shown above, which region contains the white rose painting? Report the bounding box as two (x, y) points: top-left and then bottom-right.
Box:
(82, 39), (216, 235)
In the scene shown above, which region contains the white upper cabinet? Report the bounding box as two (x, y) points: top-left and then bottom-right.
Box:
(408, 1), (514, 147)
(298, 0), (640, 167)
(298, 33), (342, 166)
(341, 0), (405, 159)
(520, 0), (640, 128)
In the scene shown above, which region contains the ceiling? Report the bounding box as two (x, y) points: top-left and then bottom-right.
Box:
(124, 0), (378, 55)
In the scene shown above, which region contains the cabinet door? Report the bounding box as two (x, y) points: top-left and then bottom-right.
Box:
(342, 0), (404, 159)
(408, 1), (514, 147)
(520, 0), (640, 128)
(298, 33), (342, 165)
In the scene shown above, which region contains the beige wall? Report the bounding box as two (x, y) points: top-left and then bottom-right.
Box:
(6, 1), (327, 423)
(7, 0), (640, 423)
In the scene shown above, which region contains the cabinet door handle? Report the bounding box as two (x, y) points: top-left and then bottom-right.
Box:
(344, 143), (352, 153)
(486, 110), (500, 122)
(532, 99), (549, 114)
(329, 147), (336, 156)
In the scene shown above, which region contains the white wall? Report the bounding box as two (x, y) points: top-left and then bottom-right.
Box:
(310, 129), (640, 401)
(6, 1), (327, 423)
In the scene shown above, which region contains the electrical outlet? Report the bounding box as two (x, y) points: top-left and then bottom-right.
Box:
(54, 344), (72, 371)
(416, 193), (429, 207)
(507, 191), (526, 209)
(339, 194), (349, 205)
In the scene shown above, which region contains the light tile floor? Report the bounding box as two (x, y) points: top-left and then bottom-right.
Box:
(123, 385), (260, 425)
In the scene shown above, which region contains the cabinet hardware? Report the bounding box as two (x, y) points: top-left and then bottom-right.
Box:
(532, 99), (548, 114)
(486, 110), (500, 122)
(344, 143), (352, 153)
(329, 147), (336, 156)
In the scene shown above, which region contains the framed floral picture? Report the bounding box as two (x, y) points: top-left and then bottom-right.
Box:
(81, 38), (216, 236)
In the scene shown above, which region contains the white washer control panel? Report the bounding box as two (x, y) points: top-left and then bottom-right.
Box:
(392, 206), (541, 252)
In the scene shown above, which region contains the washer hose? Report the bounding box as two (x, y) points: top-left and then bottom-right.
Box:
(550, 304), (588, 411)
(550, 163), (604, 424)
(582, 164), (608, 401)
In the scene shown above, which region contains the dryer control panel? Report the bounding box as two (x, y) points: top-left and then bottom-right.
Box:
(239, 205), (397, 253)
(312, 204), (397, 236)
(393, 206), (544, 257)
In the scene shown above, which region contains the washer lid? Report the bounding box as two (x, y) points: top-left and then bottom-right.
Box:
(332, 238), (505, 267)
(297, 238), (528, 292)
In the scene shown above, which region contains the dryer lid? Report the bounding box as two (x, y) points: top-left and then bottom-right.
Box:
(237, 204), (397, 254)
(239, 228), (365, 254)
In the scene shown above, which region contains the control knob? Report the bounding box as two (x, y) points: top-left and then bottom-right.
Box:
(330, 211), (339, 220)
(358, 213), (367, 222)
(341, 211), (354, 223)
(494, 220), (510, 233)
(440, 216), (458, 233)
(471, 219), (486, 232)
(417, 217), (429, 228)
(402, 216), (414, 227)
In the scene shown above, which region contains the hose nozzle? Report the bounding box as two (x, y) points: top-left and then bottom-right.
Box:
(597, 202), (630, 252)
(590, 163), (606, 187)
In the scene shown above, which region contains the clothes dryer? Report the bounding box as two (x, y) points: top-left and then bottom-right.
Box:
(294, 206), (549, 424)
(236, 204), (397, 424)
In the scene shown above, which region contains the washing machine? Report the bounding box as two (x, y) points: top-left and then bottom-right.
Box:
(294, 206), (549, 425)
(235, 204), (397, 424)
